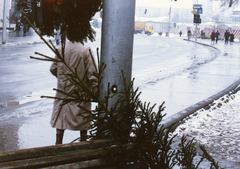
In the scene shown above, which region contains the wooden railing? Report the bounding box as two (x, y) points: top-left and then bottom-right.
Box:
(0, 139), (123, 169)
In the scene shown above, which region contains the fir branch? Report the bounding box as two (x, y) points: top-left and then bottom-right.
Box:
(29, 56), (58, 62)
(24, 17), (56, 54)
(89, 49), (98, 72)
(33, 52), (60, 62)
(96, 48), (100, 66)
(199, 145), (222, 169)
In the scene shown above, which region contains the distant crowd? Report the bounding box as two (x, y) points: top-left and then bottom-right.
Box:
(183, 29), (235, 45)
(210, 30), (234, 45)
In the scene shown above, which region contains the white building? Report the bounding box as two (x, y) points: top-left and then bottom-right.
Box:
(135, 6), (193, 23)
(231, 5), (240, 23)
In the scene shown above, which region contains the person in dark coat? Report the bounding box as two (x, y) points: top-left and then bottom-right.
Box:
(224, 30), (230, 44)
(23, 20), (28, 36)
(187, 30), (191, 40)
(179, 31), (182, 37)
(215, 30), (220, 43)
(211, 30), (215, 45)
(230, 32), (234, 44)
(15, 20), (21, 37)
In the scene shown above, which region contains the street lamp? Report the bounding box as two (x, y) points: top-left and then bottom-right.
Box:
(168, 0), (177, 37)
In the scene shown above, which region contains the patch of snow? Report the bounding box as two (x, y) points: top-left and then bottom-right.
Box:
(174, 89), (240, 165)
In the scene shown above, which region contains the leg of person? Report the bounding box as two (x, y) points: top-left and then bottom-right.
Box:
(56, 129), (65, 145)
(80, 130), (88, 141)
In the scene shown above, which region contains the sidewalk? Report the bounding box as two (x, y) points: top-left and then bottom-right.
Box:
(0, 28), (54, 46)
(174, 90), (240, 168)
(172, 38), (240, 168)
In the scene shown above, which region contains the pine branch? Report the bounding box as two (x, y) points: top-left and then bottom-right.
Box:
(24, 17), (57, 54)
(199, 145), (222, 169)
(31, 52), (60, 62)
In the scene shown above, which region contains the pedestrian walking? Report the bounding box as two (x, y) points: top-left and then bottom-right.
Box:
(187, 30), (191, 40)
(211, 30), (215, 45)
(179, 31), (182, 37)
(15, 20), (21, 37)
(230, 32), (234, 44)
(224, 30), (230, 44)
(201, 30), (204, 39)
(23, 20), (28, 36)
(50, 33), (97, 145)
(215, 30), (220, 43)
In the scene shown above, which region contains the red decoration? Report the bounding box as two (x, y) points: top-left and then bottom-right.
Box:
(56, 0), (62, 5)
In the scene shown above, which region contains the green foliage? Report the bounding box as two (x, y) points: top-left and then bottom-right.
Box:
(27, 18), (223, 169)
(199, 145), (224, 169)
(17, 0), (102, 43)
(175, 136), (200, 169)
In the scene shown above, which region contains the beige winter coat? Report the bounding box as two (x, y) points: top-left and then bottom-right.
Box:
(50, 42), (96, 131)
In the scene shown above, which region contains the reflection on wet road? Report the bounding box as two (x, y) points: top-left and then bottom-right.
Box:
(1, 34), (240, 152)
(133, 35), (220, 88)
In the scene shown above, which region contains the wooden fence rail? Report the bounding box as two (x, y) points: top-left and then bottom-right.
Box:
(0, 139), (123, 169)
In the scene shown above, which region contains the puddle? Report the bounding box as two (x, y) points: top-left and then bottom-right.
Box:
(3, 90), (55, 108)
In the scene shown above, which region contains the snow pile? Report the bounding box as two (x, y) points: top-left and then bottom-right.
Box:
(174, 89), (240, 163)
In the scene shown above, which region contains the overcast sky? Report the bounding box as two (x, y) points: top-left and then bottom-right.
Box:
(136, 0), (193, 9)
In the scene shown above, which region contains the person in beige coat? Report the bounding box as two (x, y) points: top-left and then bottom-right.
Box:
(50, 36), (97, 145)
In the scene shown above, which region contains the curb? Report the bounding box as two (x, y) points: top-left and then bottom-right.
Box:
(0, 39), (55, 47)
(161, 79), (240, 130)
(183, 38), (220, 51)
(160, 39), (240, 130)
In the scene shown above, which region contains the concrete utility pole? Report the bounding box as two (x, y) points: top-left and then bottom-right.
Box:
(100, 0), (136, 108)
(195, 0), (198, 42)
(195, 24), (198, 42)
(2, 0), (8, 44)
(168, 7), (171, 37)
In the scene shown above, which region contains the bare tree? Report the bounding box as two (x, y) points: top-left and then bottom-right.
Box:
(220, 0), (239, 7)
(208, 0), (239, 7)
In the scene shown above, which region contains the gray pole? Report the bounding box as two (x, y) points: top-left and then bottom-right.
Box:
(100, 0), (136, 108)
(168, 7), (171, 37)
(2, 0), (8, 44)
(195, 24), (197, 42)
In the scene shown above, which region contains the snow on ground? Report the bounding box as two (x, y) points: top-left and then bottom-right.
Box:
(173, 86), (240, 166)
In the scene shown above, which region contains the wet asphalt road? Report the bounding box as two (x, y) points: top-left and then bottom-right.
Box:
(1, 31), (240, 152)
(0, 44), (54, 107)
